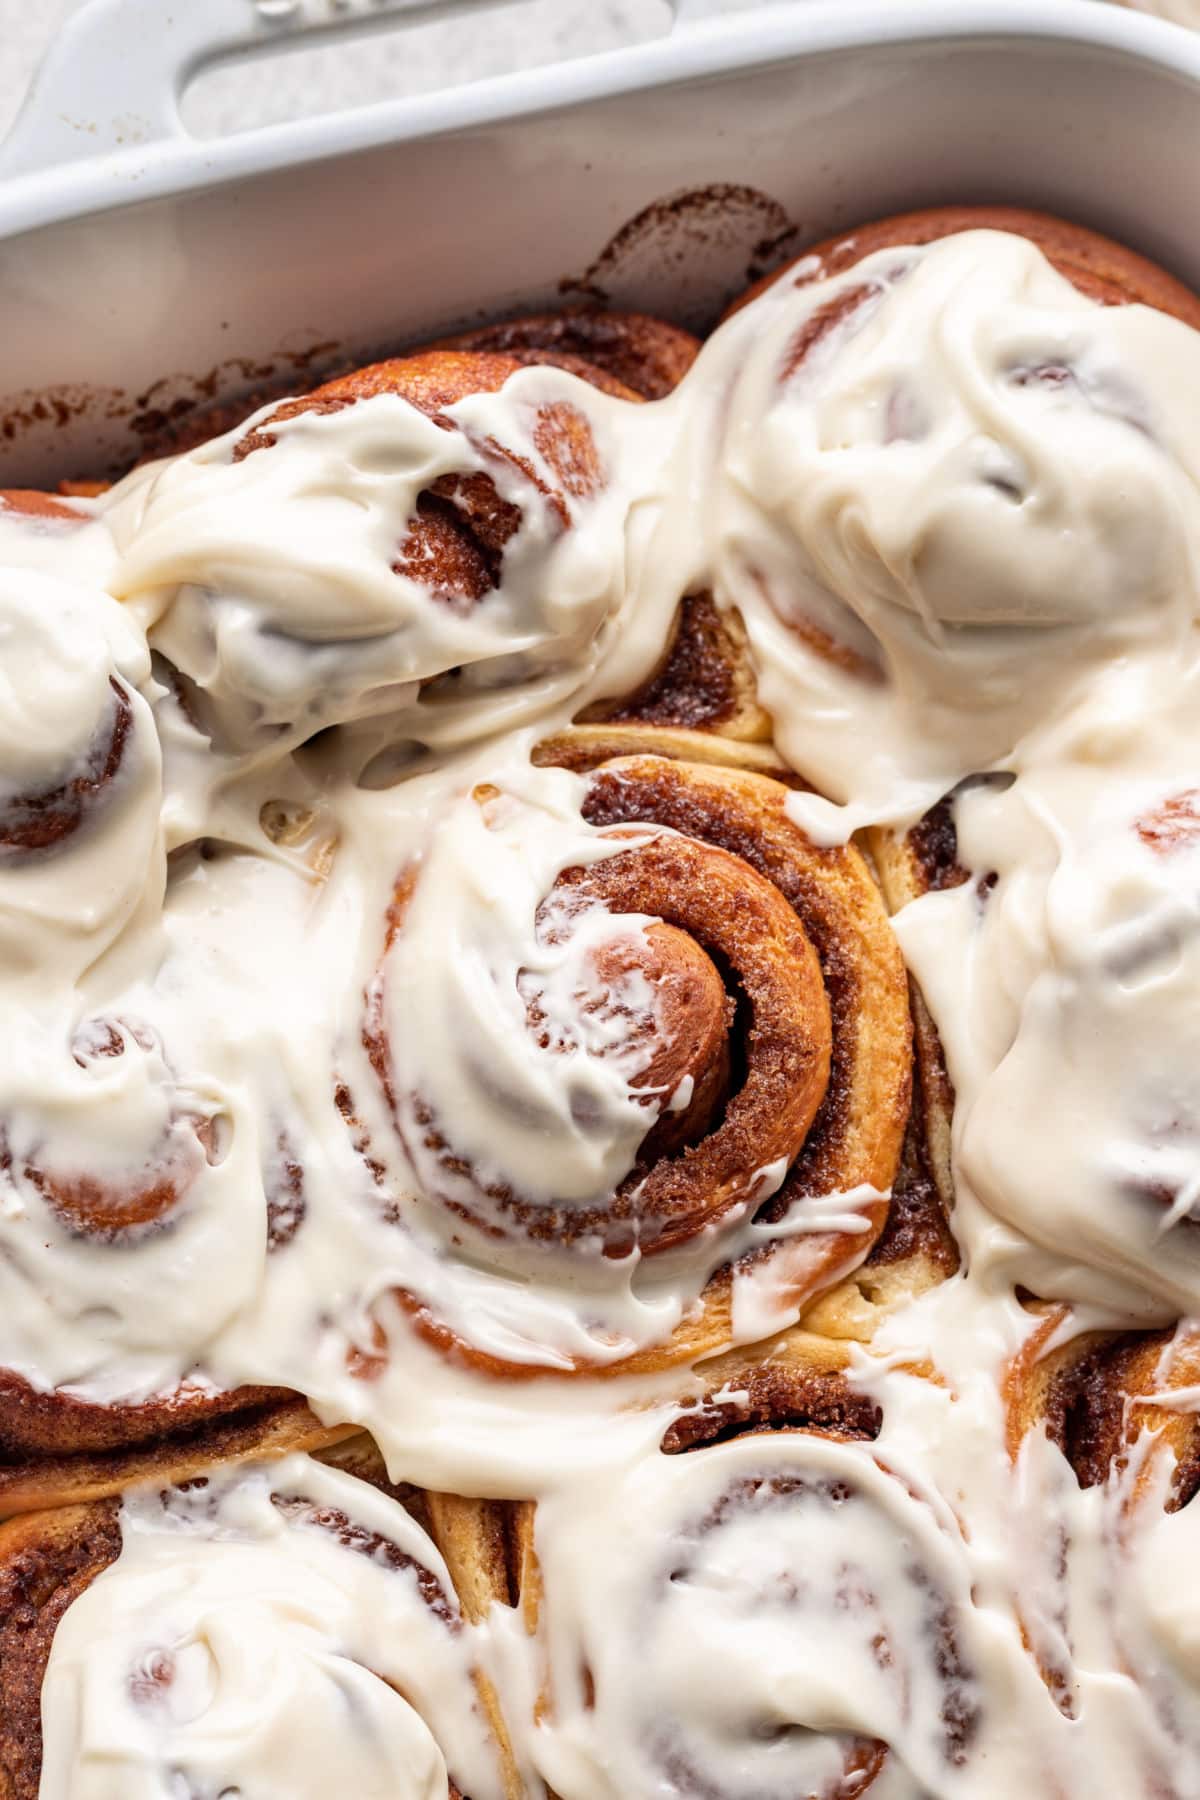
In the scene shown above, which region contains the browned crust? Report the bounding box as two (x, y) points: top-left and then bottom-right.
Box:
(0, 489), (88, 524)
(725, 205), (1200, 329)
(423, 308), (700, 400)
(662, 1328), (882, 1453)
(132, 307), (680, 464)
(0, 1501), (122, 1800)
(0, 1384), (357, 1515)
(235, 348), (543, 454)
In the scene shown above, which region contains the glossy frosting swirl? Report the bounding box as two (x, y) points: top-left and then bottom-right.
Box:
(39, 1455), (501, 1800)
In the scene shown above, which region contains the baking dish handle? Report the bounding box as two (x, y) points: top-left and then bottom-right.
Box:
(0, 0), (728, 183)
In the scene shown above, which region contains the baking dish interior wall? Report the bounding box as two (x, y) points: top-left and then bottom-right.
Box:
(1, 28), (1199, 482)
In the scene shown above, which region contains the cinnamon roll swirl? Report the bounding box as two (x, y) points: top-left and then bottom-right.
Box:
(511, 1351), (993, 1800)
(104, 349), (642, 760)
(1008, 1311), (1200, 1513)
(0, 569), (159, 970)
(339, 752), (910, 1378)
(0, 1005), (330, 1495)
(0, 1443), (518, 1800)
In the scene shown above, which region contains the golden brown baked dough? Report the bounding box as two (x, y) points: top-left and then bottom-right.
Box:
(725, 204), (1200, 327)
(423, 308), (700, 401)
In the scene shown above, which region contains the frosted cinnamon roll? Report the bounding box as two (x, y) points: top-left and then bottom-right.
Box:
(334, 751), (910, 1380)
(894, 752), (1200, 1318)
(102, 351), (643, 760)
(0, 1446), (516, 1800)
(0, 1005), (349, 1504)
(699, 210), (1200, 819)
(0, 568), (160, 985)
(516, 1366), (998, 1799)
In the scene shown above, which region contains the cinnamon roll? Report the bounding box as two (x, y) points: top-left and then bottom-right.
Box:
(890, 757), (1200, 1316)
(8, 198), (1200, 1796)
(0, 1442), (518, 1800)
(503, 1346), (1001, 1800)
(700, 209), (1200, 817)
(103, 349), (644, 760)
(1003, 1310), (1200, 1790)
(337, 752), (910, 1378)
(0, 1001), (332, 1495)
(0, 569), (156, 927)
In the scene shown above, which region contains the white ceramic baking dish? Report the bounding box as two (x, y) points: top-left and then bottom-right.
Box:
(1, 0), (1199, 483)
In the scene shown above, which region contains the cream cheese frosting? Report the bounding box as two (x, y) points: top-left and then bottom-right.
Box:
(38, 1454), (504, 1800)
(11, 222), (1200, 1796)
